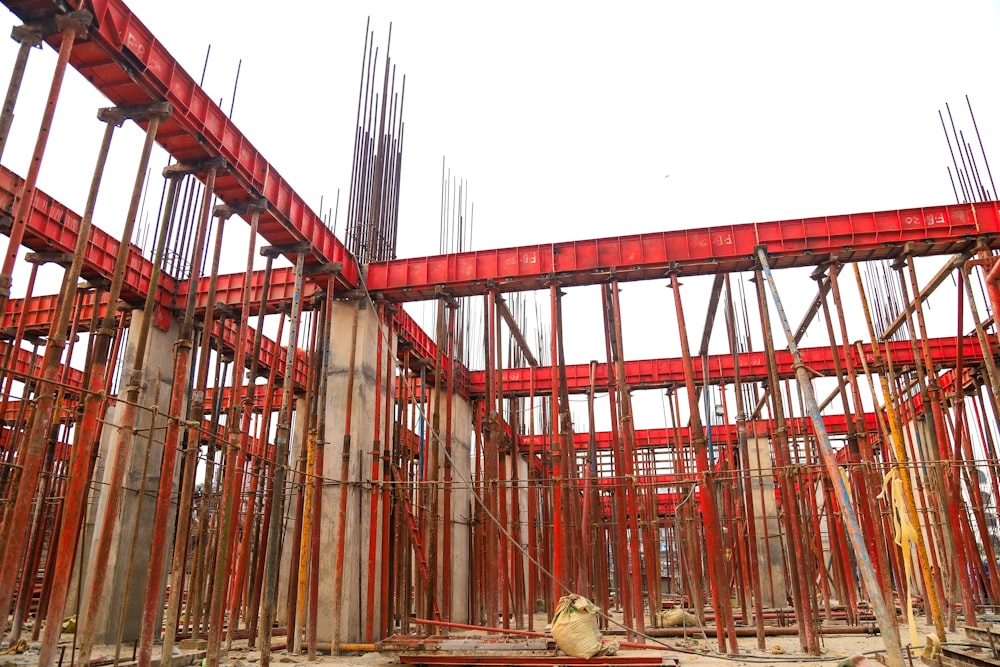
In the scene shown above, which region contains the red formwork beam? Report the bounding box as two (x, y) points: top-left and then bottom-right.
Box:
(211, 316), (309, 390)
(367, 202), (998, 301)
(202, 384), (285, 415)
(0, 163), (173, 306)
(518, 413), (881, 453)
(2, 292), (309, 389)
(0, 340), (282, 418)
(0, 291), (111, 333)
(0, 341), (84, 392)
(183, 266), (318, 318)
(467, 334), (994, 398)
(155, 268), (467, 389)
(1, 337), (285, 419)
(196, 265), (467, 383)
(0, 0), (360, 285)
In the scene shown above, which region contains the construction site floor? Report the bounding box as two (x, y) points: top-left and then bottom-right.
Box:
(1, 614), (970, 667)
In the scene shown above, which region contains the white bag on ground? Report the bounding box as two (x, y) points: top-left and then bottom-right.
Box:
(550, 594), (618, 658)
(655, 608), (699, 628)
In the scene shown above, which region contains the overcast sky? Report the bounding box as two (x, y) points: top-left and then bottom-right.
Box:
(1, 1), (998, 430)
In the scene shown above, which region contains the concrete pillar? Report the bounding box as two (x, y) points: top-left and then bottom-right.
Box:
(83, 309), (182, 644)
(319, 300), (382, 644)
(747, 435), (788, 609)
(277, 398), (309, 623)
(448, 395), (473, 623)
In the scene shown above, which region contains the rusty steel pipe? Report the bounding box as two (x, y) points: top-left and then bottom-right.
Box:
(208, 205), (266, 664)
(668, 273), (737, 654)
(0, 259), (38, 502)
(259, 250), (308, 667)
(246, 301), (285, 647)
(74, 108), (170, 667)
(852, 262), (947, 645)
(441, 302), (456, 628)
(307, 290), (333, 658)
(31, 116), (116, 666)
(752, 267), (816, 655)
(0, 15), (91, 615)
(224, 211), (277, 651)
(377, 303), (396, 638)
(0, 14), (89, 312)
(761, 251), (904, 667)
(599, 283), (637, 634)
(141, 164), (220, 667)
(607, 281), (647, 637)
(0, 25), (42, 161)
(722, 273), (766, 650)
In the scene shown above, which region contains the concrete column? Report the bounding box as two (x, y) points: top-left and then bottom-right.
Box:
(747, 435), (788, 609)
(83, 309), (182, 644)
(448, 395), (473, 623)
(277, 398), (309, 623)
(319, 300), (382, 644)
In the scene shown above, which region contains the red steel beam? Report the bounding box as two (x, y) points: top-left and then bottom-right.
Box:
(367, 202), (997, 301)
(1, 0), (360, 285)
(467, 334), (994, 398)
(1, 290), (111, 333)
(518, 413), (881, 452)
(186, 266), (468, 386)
(0, 341), (84, 393)
(0, 163), (172, 306)
(2, 293), (309, 389)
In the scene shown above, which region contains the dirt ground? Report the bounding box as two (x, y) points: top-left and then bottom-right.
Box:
(282, 634), (889, 667)
(0, 614), (932, 667)
(218, 612), (912, 667)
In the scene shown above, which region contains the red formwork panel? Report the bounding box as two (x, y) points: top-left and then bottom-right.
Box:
(184, 267), (320, 317)
(2, 291), (308, 388)
(468, 334), (991, 398)
(0, 164), (174, 305)
(1, 292), (110, 332)
(1, 0), (359, 286)
(368, 202), (1000, 301)
(518, 413), (880, 454)
(0, 341), (85, 391)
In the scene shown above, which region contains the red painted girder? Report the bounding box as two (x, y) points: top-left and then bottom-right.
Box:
(392, 306), (470, 391)
(599, 492), (693, 519)
(202, 384), (283, 415)
(1, 407), (260, 457)
(1, 0), (360, 285)
(468, 334), (993, 398)
(0, 290), (111, 333)
(2, 399), (75, 426)
(183, 266), (318, 318)
(367, 202), (998, 301)
(184, 266), (469, 392)
(0, 427), (72, 462)
(212, 316), (308, 390)
(0, 341), (84, 393)
(0, 163), (172, 305)
(1, 292), (308, 388)
(519, 413), (880, 452)
(0, 161), (324, 392)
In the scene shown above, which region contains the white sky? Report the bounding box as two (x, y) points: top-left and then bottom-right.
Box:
(2, 1), (999, 431)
